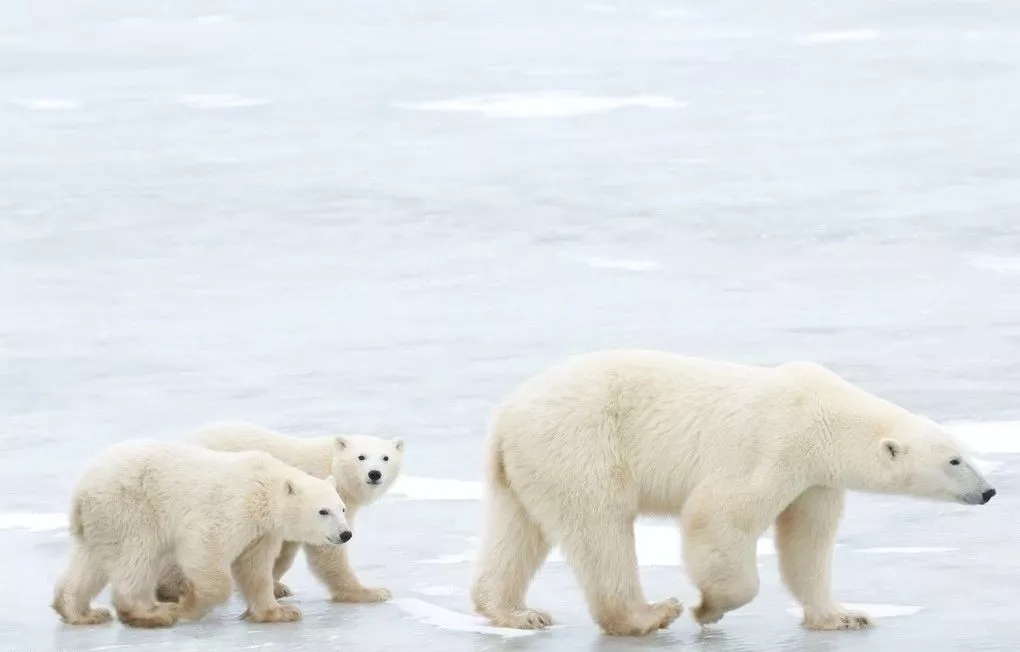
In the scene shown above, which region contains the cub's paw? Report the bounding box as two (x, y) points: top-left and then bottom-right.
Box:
(62, 607), (113, 626)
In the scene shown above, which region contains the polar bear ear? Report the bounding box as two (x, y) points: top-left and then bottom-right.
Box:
(334, 436), (348, 451)
(393, 438), (404, 452)
(284, 479), (297, 496)
(324, 474), (335, 487)
(880, 438), (903, 461)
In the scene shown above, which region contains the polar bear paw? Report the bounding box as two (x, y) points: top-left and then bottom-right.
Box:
(244, 604), (303, 624)
(330, 586), (392, 603)
(600, 598), (683, 636)
(692, 599), (725, 626)
(489, 608), (554, 630)
(803, 608), (873, 631)
(273, 582), (293, 599)
(59, 607), (113, 626)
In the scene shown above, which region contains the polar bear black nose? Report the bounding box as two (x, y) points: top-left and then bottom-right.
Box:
(981, 488), (996, 504)
(340, 530), (353, 543)
(368, 470), (382, 482)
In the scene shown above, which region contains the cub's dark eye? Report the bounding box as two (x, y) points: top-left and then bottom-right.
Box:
(949, 458), (961, 466)
(318, 508), (330, 516)
(382, 456), (389, 462)
(358, 455), (366, 461)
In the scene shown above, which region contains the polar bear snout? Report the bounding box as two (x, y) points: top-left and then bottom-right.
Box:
(960, 487), (996, 505)
(329, 529), (354, 545)
(367, 470), (383, 484)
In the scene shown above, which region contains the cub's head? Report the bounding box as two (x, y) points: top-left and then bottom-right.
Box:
(281, 473), (353, 546)
(867, 416), (996, 506)
(331, 435), (404, 503)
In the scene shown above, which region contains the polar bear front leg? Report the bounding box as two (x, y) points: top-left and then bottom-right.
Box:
(234, 534), (301, 623)
(304, 543), (392, 603)
(271, 541), (300, 599)
(775, 486), (872, 631)
(175, 535), (234, 622)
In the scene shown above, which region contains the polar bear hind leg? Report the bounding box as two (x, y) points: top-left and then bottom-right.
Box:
(469, 480), (554, 630)
(51, 544), (112, 625)
(109, 546), (181, 628)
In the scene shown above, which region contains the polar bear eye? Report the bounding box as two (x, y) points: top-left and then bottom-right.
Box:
(358, 455), (366, 461)
(949, 458), (961, 466)
(318, 508), (330, 516)
(382, 456), (389, 462)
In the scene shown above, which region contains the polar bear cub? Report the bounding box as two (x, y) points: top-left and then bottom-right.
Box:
(469, 349), (997, 636)
(51, 439), (352, 628)
(155, 420), (403, 604)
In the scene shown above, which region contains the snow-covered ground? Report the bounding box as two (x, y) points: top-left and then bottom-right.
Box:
(2, 0), (1019, 649)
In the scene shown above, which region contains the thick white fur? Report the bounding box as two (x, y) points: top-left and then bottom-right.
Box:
(155, 420), (403, 604)
(469, 349), (995, 636)
(52, 439), (351, 628)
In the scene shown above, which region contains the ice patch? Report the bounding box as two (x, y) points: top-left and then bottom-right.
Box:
(800, 29), (880, 44)
(420, 524), (776, 566)
(970, 254), (1020, 275)
(787, 603), (922, 618)
(390, 476), (483, 501)
(580, 257), (663, 272)
(195, 15), (228, 24)
(419, 550), (476, 565)
(855, 547), (955, 554)
(178, 94), (271, 109)
(584, 3), (620, 13)
(413, 586), (467, 597)
(12, 98), (82, 111)
(392, 598), (540, 638)
(946, 421), (1020, 454)
(398, 93), (685, 118)
(0, 512), (67, 532)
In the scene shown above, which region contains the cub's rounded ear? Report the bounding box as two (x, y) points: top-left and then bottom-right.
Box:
(284, 479), (297, 496)
(325, 474), (335, 487)
(334, 436), (348, 451)
(880, 438), (903, 461)
(393, 438), (404, 452)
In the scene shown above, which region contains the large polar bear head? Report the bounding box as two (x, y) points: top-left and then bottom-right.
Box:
(331, 434), (405, 504)
(280, 471), (353, 546)
(864, 416), (996, 506)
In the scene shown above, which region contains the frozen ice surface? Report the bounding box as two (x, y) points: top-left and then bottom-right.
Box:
(2, 0), (1020, 650)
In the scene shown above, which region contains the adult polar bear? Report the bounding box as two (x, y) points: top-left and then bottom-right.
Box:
(469, 349), (996, 636)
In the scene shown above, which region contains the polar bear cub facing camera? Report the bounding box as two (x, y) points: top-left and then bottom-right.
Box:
(52, 439), (351, 628)
(155, 420), (403, 604)
(469, 349), (997, 636)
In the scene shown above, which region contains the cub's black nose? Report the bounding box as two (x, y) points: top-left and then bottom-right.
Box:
(981, 488), (996, 504)
(368, 470), (382, 482)
(339, 530), (353, 543)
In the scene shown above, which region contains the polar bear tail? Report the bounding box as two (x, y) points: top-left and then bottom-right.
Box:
(484, 432), (510, 490)
(67, 499), (85, 541)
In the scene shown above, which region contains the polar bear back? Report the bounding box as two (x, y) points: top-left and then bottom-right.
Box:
(491, 349), (905, 513)
(187, 420), (334, 479)
(71, 440), (290, 558)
